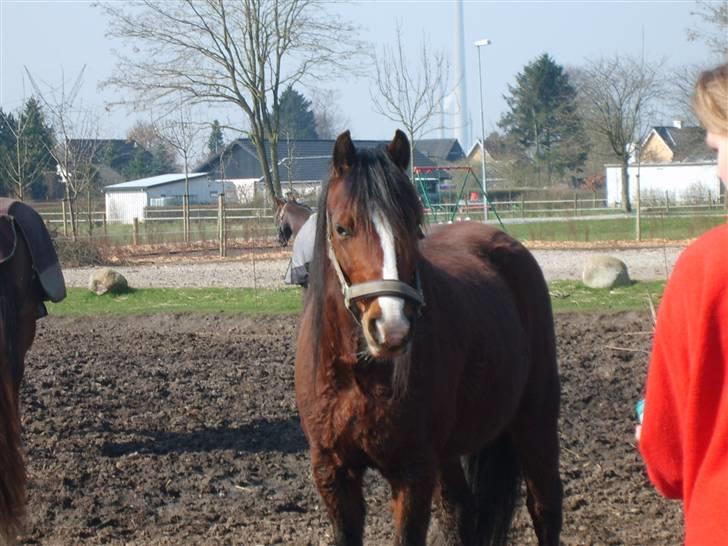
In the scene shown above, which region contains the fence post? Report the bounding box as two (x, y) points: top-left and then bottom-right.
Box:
(62, 199), (68, 237)
(521, 194), (525, 219)
(183, 194), (190, 244)
(665, 190), (670, 213)
(133, 217), (139, 246)
(573, 193), (578, 216)
(218, 194), (227, 258)
(103, 212), (107, 237)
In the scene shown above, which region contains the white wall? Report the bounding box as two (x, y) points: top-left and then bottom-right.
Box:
(106, 191), (148, 224)
(606, 162), (720, 206)
(226, 178), (258, 203)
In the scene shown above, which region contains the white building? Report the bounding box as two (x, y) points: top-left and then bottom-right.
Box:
(605, 161), (721, 207)
(605, 123), (720, 207)
(104, 172), (236, 224)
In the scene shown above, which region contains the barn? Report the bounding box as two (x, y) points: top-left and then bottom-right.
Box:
(104, 172), (235, 224)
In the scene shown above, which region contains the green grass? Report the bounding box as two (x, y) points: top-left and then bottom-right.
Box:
(504, 215), (725, 242)
(548, 280), (665, 314)
(48, 281), (666, 317)
(49, 287), (302, 316)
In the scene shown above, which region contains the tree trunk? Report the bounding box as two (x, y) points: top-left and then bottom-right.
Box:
(620, 157), (632, 213)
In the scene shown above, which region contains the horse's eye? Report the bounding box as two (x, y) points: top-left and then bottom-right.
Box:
(335, 224), (351, 238)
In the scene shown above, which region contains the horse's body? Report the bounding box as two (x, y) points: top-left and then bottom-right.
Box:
(274, 197), (313, 246)
(0, 199), (65, 543)
(295, 131), (561, 545)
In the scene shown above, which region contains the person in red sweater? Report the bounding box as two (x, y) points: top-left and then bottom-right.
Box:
(640, 63), (728, 545)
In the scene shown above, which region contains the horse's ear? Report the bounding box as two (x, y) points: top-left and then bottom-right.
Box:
(387, 130), (410, 172)
(332, 130), (356, 177)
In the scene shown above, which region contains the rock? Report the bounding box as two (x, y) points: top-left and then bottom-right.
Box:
(88, 268), (129, 295)
(581, 256), (630, 289)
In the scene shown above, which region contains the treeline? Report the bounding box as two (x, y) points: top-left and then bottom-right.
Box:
(0, 101), (179, 201)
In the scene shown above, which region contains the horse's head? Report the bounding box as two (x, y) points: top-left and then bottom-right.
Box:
(273, 197), (293, 246)
(274, 196), (312, 246)
(324, 130), (424, 359)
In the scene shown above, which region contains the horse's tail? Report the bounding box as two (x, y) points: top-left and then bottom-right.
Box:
(464, 433), (521, 546)
(0, 257), (26, 544)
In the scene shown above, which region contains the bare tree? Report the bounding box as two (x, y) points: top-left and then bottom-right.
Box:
(686, 0), (728, 61)
(668, 64), (704, 126)
(371, 25), (449, 180)
(154, 109), (204, 243)
(310, 89), (350, 140)
(102, 0), (364, 202)
(127, 120), (178, 169)
(575, 56), (664, 212)
(26, 67), (103, 239)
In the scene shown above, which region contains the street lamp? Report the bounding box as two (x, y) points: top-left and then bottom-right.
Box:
(475, 38), (491, 222)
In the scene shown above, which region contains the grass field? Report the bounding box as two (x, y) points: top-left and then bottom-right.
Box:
(49, 281), (665, 317)
(499, 214), (725, 242)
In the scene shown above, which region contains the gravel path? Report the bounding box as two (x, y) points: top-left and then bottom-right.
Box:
(61, 246), (684, 289)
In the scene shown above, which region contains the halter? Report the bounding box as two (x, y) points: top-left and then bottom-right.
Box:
(326, 213), (425, 320)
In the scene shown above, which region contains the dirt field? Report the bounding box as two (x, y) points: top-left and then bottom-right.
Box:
(19, 312), (682, 545)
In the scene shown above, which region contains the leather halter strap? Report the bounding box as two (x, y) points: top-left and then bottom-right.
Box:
(326, 214), (425, 318)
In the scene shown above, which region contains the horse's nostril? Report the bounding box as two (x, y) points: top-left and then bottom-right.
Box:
(375, 317), (409, 347)
(367, 318), (382, 344)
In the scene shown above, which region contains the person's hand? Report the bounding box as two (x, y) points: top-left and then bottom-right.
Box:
(635, 424), (642, 442)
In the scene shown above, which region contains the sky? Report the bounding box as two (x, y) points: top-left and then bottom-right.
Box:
(0, 0), (718, 151)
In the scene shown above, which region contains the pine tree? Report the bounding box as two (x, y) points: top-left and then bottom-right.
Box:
(0, 109), (15, 196)
(0, 98), (56, 200)
(278, 86), (318, 139)
(208, 119), (224, 156)
(499, 54), (588, 185)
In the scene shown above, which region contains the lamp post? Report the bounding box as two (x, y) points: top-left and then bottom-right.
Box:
(475, 38), (491, 222)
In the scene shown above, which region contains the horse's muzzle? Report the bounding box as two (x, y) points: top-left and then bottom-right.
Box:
(363, 310), (412, 358)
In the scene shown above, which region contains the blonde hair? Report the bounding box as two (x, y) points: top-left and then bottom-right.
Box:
(693, 63), (728, 135)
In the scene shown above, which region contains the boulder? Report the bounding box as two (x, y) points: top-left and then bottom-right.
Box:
(88, 268), (129, 295)
(582, 256), (630, 289)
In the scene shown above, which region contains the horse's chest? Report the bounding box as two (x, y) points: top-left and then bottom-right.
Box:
(321, 387), (405, 462)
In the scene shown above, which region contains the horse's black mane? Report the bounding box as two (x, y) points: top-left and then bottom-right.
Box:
(307, 145), (423, 386)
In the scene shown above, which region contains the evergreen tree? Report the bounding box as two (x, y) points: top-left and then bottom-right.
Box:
(208, 119), (224, 156)
(0, 98), (56, 199)
(499, 54), (588, 184)
(278, 86), (318, 139)
(0, 109), (15, 196)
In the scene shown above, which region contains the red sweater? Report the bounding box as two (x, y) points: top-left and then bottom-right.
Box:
(640, 224), (728, 545)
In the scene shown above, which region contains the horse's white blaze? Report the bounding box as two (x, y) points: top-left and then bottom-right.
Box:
(372, 211), (409, 345)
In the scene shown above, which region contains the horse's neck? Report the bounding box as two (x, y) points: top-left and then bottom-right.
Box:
(289, 206), (312, 235)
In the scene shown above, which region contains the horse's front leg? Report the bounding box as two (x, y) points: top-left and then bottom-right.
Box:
(311, 449), (365, 546)
(388, 464), (437, 546)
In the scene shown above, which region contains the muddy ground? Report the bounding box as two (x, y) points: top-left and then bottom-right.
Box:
(19, 313), (681, 545)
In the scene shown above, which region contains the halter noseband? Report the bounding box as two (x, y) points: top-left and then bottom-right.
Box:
(326, 214), (425, 319)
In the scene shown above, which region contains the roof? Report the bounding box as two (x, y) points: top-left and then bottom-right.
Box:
(196, 138), (441, 180)
(68, 138), (147, 166)
(648, 126), (712, 162)
(415, 139), (465, 162)
(104, 172), (209, 191)
(279, 156), (332, 184)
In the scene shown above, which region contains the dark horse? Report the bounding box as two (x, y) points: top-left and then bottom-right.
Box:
(273, 196), (313, 246)
(295, 131), (562, 545)
(0, 199), (65, 543)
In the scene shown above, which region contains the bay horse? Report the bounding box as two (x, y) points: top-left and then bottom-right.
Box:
(0, 199), (65, 543)
(295, 131), (562, 545)
(273, 196), (313, 246)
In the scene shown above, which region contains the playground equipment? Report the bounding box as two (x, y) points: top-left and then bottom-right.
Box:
(413, 165), (504, 227)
